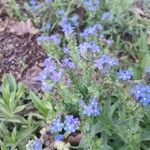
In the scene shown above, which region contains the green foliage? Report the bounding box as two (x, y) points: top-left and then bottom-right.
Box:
(0, 74), (25, 122)
(30, 91), (54, 119)
(1, 0), (150, 149)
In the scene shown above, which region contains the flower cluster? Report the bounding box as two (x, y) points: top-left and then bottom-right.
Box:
(61, 58), (76, 69)
(49, 34), (61, 45)
(78, 42), (100, 56)
(26, 139), (42, 150)
(36, 34), (61, 45)
(80, 24), (103, 37)
(49, 118), (64, 133)
(59, 15), (79, 34)
(64, 115), (80, 134)
(94, 54), (118, 73)
(56, 9), (65, 17)
(48, 115), (80, 134)
(38, 57), (63, 92)
(29, 0), (52, 12)
(132, 85), (150, 105)
(30, 0), (37, 6)
(117, 70), (133, 81)
(63, 47), (69, 54)
(79, 98), (100, 117)
(44, 0), (52, 4)
(81, 0), (100, 12)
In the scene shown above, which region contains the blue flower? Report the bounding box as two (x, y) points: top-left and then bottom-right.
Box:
(50, 34), (61, 45)
(117, 70), (133, 81)
(37, 57), (64, 92)
(62, 23), (74, 34)
(78, 42), (100, 56)
(41, 82), (52, 93)
(61, 58), (76, 69)
(60, 16), (74, 34)
(50, 70), (64, 82)
(54, 134), (64, 141)
(102, 12), (113, 21)
(43, 57), (56, 70)
(94, 54), (118, 73)
(45, 0), (52, 4)
(82, 0), (100, 12)
(80, 24), (103, 37)
(80, 98), (100, 117)
(64, 115), (80, 134)
(105, 40), (113, 45)
(132, 85), (150, 105)
(71, 15), (79, 26)
(27, 139), (42, 150)
(36, 36), (50, 43)
(49, 118), (64, 133)
(56, 9), (65, 16)
(63, 47), (69, 54)
(29, 0), (37, 5)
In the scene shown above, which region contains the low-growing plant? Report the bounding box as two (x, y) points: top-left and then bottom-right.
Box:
(1, 0), (150, 149)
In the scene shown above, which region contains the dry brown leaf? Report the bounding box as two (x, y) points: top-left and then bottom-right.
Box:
(10, 19), (40, 36)
(22, 65), (42, 93)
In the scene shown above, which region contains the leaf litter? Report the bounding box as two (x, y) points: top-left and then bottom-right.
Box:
(0, 4), (46, 92)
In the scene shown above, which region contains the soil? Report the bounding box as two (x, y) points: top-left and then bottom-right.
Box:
(0, 4), (47, 92)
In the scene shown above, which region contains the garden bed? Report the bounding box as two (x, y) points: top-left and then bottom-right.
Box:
(0, 0), (150, 150)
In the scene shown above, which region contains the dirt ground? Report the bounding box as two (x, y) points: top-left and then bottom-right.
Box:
(0, 4), (47, 92)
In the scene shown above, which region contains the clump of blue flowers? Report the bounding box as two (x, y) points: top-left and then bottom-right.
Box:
(79, 42), (100, 56)
(38, 57), (63, 92)
(80, 24), (103, 38)
(59, 15), (79, 34)
(61, 58), (76, 69)
(36, 34), (61, 45)
(132, 85), (150, 105)
(94, 54), (118, 73)
(48, 118), (64, 133)
(48, 115), (80, 135)
(117, 70), (133, 81)
(26, 139), (42, 150)
(64, 115), (80, 134)
(79, 98), (100, 117)
(81, 0), (100, 12)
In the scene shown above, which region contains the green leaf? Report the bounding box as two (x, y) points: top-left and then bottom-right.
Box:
(140, 129), (150, 141)
(12, 127), (17, 143)
(0, 140), (7, 150)
(6, 73), (17, 92)
(2, 75), (11, 105)
(140, 53), (150, 71)
(12, 124), (39, 149)
(30, 91), (53, 118)
(14, 105), (26, 114)
(16, 82), (24, 101)
(91, 121), (103, 137)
